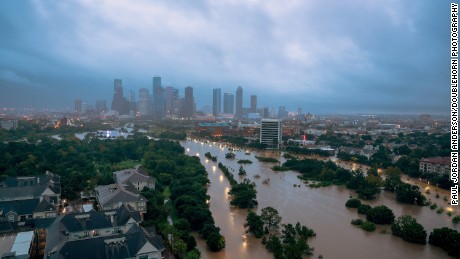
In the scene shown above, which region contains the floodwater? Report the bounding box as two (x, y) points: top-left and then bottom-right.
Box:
(181, 140), (459, 259)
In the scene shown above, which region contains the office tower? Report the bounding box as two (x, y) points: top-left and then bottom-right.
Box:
(182, 86), (194, 118)
(138, 88), (150, 116)
(260, 119), (282, 149)
(165, 87), (178, 116)
(263, 107), (270, 118)
(278, 106), (288, 119)
(111, 79), (128, 115)
(250, 95), (257, 113)
(152, 76), (161, 89)
(152, 77), (165, 118)
(128, 90), (135, 102)
(212, 88), (221, 116)
(74, 99), (82, 113)
(223, 93), (234, 114)
(235, 86), (243, 118)
(95, 100), (107, 114)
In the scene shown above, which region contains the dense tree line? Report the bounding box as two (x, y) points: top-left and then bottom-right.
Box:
(142, 140), (225, 253)
(0, 134), (151, 199)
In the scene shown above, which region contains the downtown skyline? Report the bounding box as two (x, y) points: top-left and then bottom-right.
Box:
(0, 1), (453, 115)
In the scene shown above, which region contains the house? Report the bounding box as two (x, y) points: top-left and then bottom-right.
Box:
(113, 166), (155, 191)
(419, 157), (450, 175)
(95, 183), (147, 213)
(43, 205), (163, 259)
(0, 172), (60, 224)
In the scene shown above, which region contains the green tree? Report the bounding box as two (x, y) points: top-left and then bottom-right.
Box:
(345, 198), (361, 208)
(366, 205), (395, 224)
(245, 211), (264, 238)
(261, 207), (282, 233)
(360, 221), (376, 232)
(391, 215), (427, 244)
(429, 227), (460, 257)
(206, 231), (226, 252)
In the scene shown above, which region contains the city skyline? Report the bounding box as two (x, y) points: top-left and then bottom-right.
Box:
(0, 1), (452, 115)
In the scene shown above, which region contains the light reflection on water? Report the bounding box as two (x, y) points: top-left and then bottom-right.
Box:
(182, 141), (457, 259)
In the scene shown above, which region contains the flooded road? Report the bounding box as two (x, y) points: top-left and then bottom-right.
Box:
(181, 140), (458, 259)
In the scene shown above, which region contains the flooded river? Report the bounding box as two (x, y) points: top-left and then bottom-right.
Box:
(181, 140), (458, 259)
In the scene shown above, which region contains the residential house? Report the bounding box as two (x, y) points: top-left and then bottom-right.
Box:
(113, 166), (155, 191)
(43, 205), (163, 259)
(0, 172), (60, 224)
(419, 157), (450, 175)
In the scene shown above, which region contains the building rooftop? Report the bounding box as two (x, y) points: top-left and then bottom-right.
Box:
(420, 157), (450, 166)
(0, 231), (34, 258)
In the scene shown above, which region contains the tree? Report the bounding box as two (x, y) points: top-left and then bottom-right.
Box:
(360, 221), (376, 232)
(429, 227), (460, 257)
(366, 205), (395, 224)
(384, 167), (402, 192)
(229, 179), (258, 209)
(206, 231), (226, 252)
(395, 183), (426, 206)
(265, 235), (284, 259)
(391, 215), (427, 244)
(345, 198), (361, 208)
(261, 207), (282, 233)
(245, 211), (264, 238)
(357, 174), (382, 200)
(357, 204), (372, 215)
(281, 223), (314, 258)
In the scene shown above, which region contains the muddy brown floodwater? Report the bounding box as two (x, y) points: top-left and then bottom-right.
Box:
(181, 140), (459, 259)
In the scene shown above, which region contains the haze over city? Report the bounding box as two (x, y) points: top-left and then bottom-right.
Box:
(0, 0), (452, 114)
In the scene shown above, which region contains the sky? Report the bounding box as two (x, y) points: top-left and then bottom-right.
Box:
(0, 0), (455, 114)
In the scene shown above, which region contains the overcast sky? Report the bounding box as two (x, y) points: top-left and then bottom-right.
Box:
(0, 0), (454, 114)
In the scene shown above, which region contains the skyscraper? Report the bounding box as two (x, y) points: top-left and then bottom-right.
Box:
(74, 99), (82, 113)
(138, 88), (150, 116)
(260, 119), (282, 149)
(278, 106), (288, 119)
(165, 86), (178, 117)
(152, 76), (161, 89)
(212, 88), (221, 116)
(128, 90), (135, 102)
(235, 86), (243, 118)
(95, 100), (107, 114)
(250, 95), (257, 113)
(111, 79), (128, 115)
(152, 77), (165, 118)
(183, 86), (194, 118)
(223, 93), (234, 114)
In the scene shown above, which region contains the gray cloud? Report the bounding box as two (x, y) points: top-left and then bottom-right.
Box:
(0, 0), (452, 114)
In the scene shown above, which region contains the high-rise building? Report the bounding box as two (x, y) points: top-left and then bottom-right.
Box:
(128, 91), (135, 102)
(182, 86), (194, 118)
(223, 93), (234, 114)
(95, 100), (107, 114)
(152, 77), (165, 118)
(250, 95), (257, 113)
(111, 79), (128, 115)
(262, 107), (270, 118)
(260, 119), (282, 149)
(278, 106), (288, 119)
(152, 76), (161, 89)
(165, 87), (178, 117)
(74, 99), (82, 113)
(138, 88), (150, 116)
(212, 88), (221, 116)
(235, 86), (243, 118)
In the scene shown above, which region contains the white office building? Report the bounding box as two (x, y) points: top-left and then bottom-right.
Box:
(260, 119), (282, 149)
